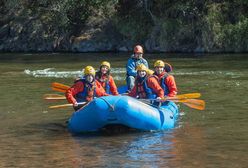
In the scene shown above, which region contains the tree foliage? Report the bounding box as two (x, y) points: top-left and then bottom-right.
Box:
(1, 0), (248, 52)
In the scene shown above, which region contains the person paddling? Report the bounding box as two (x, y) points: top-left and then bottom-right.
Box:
(128, 64), (164, 100)
(153, 60), (178, 97)
(95, 61), (118, 95)
(66, 66), (108, 111)
(126, 45), (149, 92)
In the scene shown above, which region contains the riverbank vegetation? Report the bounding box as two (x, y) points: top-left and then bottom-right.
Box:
(1, 0), (247, 52)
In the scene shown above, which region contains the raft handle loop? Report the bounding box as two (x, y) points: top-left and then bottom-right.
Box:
(99, 97), (115, 111)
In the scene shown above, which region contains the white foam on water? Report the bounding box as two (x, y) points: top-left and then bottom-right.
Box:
(24, 68), (244, 83)
(174, 70), (243, 77)
(24, 68), (81, 78)
(24, 67), (127, 80)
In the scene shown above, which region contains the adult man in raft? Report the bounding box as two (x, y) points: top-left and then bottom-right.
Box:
(126, 45), (149, 92)
(66, 66), (108, 110)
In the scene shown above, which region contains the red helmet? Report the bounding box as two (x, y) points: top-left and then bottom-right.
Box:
(134, 45), (143, 54)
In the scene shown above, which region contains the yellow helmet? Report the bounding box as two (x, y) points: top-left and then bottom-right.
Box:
(101, 61), (110, 69)
(154, 60), (165, 67)
(136, 64), (148, 71)
(84, 66), (96, 76)
(147, 69), (154, 76)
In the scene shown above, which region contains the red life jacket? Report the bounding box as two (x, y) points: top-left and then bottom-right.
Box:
(135, 76), (155, 99)
(95, 72), (110, 94)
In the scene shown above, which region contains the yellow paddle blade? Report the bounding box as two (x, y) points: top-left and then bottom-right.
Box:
(52, 87), (67, 93)
(183, 102), (205, 110)
(173, 99), (205, 110)
(166, 93), (201, 100)
(51, 82), (70, 90)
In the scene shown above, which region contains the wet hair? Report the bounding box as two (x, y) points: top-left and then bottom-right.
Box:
(95, 66), (110, 79)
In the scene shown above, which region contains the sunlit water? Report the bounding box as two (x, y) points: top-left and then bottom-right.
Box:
(0, 53), (247, 168)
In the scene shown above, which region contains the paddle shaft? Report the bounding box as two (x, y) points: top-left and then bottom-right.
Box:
(44, 94), (66, 100)
(49, 102), (87, 109)
(52, 82), (201, 99)
(140, 98), (205, 110)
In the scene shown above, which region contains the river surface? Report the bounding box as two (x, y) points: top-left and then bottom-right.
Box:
(0, 53), (247, 168)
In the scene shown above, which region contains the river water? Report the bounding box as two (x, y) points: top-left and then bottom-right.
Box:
(0, 53), (247, 168)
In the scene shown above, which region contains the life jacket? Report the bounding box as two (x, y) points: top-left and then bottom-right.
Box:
(135, 76), (156, 99)
(74, 78), (96, 102)
(153, 73), (169, 96)
(95, 72), (110, 94)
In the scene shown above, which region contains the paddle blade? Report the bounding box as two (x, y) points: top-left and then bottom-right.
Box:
(171, 98), (205, 110)
(43, 94), (66, 100)
(183, 102), (205, 110)
(182, 99), (205, 110)
(52, 87), (67, 93)
(44, 94), (65, 98)
(51, 82), (70, 90)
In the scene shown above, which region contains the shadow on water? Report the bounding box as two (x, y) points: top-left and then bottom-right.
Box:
(14, 120), (181, 167)
(66, 129), (178, 167)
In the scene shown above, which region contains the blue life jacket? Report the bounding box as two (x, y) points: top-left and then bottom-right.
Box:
(159, 73), (169, 96)
(74, 78), (96, 102)
(105, 81), (110, 94)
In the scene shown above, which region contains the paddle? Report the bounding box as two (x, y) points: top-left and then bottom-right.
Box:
(141, 98), (205, 110)
(43, 94), (66, 100)
(52, 82), (70, 90)
(49, 102), (87, 109)
(52, 82), (202, 100)
(139, 92), (201, 102)
(165, 93), (201, 100)
(52, 82), (201, 99)
(52, 87), (67, 93)
(50, 82), (205, 110)
(51, 82), (70, 93)
(172, 99), (205, 110)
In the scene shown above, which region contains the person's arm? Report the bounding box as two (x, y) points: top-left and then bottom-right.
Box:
(147, 77), (164, 98)
(165, 75), (178, 97)
(65, 82), (84, 105)
(95, 81), (109, 97)
(109, 76), (119, 95)
(126, 58), (137, 76)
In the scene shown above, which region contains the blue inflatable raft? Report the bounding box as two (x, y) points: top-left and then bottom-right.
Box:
(68, 95), (179, 133)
